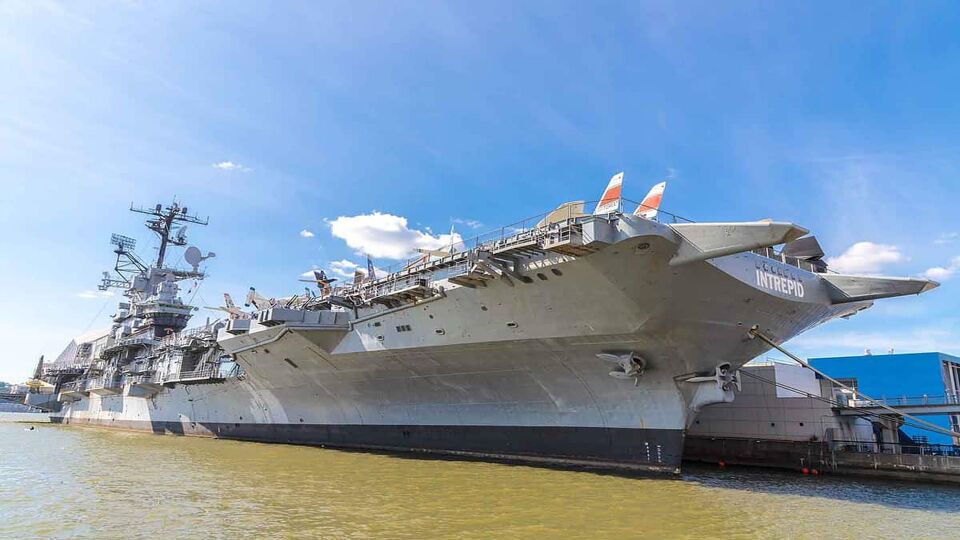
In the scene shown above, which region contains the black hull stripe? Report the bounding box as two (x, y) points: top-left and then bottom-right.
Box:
(50, 417), (684, 472)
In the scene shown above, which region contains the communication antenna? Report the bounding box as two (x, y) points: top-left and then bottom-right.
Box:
(130, 201), (208, 268)
(99, 233), (148, 290)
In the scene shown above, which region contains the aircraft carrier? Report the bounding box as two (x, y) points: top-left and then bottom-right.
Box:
(44, 175), (938, 473)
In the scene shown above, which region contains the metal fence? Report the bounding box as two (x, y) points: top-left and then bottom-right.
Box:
(356, 198), (691, 280)
(161, 364), (221, 383)
(751, 246), (825, 274)
(832, 439), (960, 457)
(59, 379), (87, 393)
(847, 394), (960, 407)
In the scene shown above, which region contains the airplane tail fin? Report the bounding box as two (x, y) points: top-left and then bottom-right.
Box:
(224, 293), (235, 309)
(245, 287), (271, 309)
(593, 172), (624, 215)
(634, 181), (666, 219)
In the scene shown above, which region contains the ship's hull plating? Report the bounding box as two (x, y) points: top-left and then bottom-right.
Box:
(53, 229), (861, 472)
(52, 345), (693, 471)
(51, 415), (683, 472)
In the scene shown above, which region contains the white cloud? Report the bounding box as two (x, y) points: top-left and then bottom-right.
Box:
(934, 232), (959, 245)
(792, 326), (960, 357)
(451, 218), (484, 230)
(212, 161), (251, 172)
(826, 242), (904, 274)
(327, 259), (387, 279)
(328, 212), (463, 260)
(922, 256), (960, 282)
(329, 259), (359, 278)
(299, 265), (322, 279)
(77, 290), (114, 299)
(299, 229), (315, 238)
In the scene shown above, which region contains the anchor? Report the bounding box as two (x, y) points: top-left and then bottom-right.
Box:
(685, 362), (741, 393)
(597, 352), (647, 386)
(683, 362), (741, 426)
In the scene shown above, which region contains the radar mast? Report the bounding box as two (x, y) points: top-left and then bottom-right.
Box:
(131, 201), (209, 268)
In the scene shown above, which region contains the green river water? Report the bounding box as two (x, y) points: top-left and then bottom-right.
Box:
(1, 416), (959, 539)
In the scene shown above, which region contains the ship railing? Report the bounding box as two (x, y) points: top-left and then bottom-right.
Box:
(159, 323), (219, 348)
(751, 246), (826, 274)
(85, 375), (123, 391)
(831, 439), (960, 457)
(161, 364), (222, 384)
(59, 379), (88, 393)
(179, 322), (221, 338)
(45, 365), (89, 375)
(341, 197), (694, 302)
(123, 373), (162, 386)
(112, 335), (160, 350)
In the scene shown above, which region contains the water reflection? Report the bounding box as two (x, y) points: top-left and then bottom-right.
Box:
(1, 420), (958, 539)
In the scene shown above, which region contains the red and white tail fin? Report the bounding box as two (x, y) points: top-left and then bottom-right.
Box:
(634, 181), (666, 219)
(593, 172), (624, 215)
(224, 293), (235, 309)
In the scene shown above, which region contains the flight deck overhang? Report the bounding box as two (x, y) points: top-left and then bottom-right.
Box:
(668, 221), (809, 266)
(821, 274), (940, 304)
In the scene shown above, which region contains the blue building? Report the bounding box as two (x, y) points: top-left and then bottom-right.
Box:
(809, 352), (960, 445)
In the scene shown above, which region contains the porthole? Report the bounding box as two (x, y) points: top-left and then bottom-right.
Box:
(376, 335), (384, 341)
(435, 329), (445, 335)
(506, 321), (518, 328)
(480, 305), (488, 311)
(551, 268), (562, 276)
(536, 273), (548, 281)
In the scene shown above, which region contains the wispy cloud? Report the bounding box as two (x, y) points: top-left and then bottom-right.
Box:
(922, 255), (960, 281)
(451, 217), (483, 229)
(934, 232), (959, 245)
(328, 211), (462, 260)
(793, 325), (960, 357)
(299, 229), (315, 238)
(826, 241), (905, 274)
(76, 290), (114, 299)
(328, 259), (359, 278)
(212, 161), (251, 172)
(328, 258), (385, 279)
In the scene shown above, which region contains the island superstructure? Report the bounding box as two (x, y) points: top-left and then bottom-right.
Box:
(45, 176), (938, 472)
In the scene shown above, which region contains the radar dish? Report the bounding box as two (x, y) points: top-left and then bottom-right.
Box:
(184, 246), (203, 268)
(110, 233), (137, 251)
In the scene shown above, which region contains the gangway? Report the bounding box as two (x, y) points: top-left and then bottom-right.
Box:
(837, 395), (960, 417)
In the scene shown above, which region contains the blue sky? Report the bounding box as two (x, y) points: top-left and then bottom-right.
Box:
(1, 1), (959, 382)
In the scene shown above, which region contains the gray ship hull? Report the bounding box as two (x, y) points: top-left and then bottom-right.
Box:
(51, 213), (934, 472)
